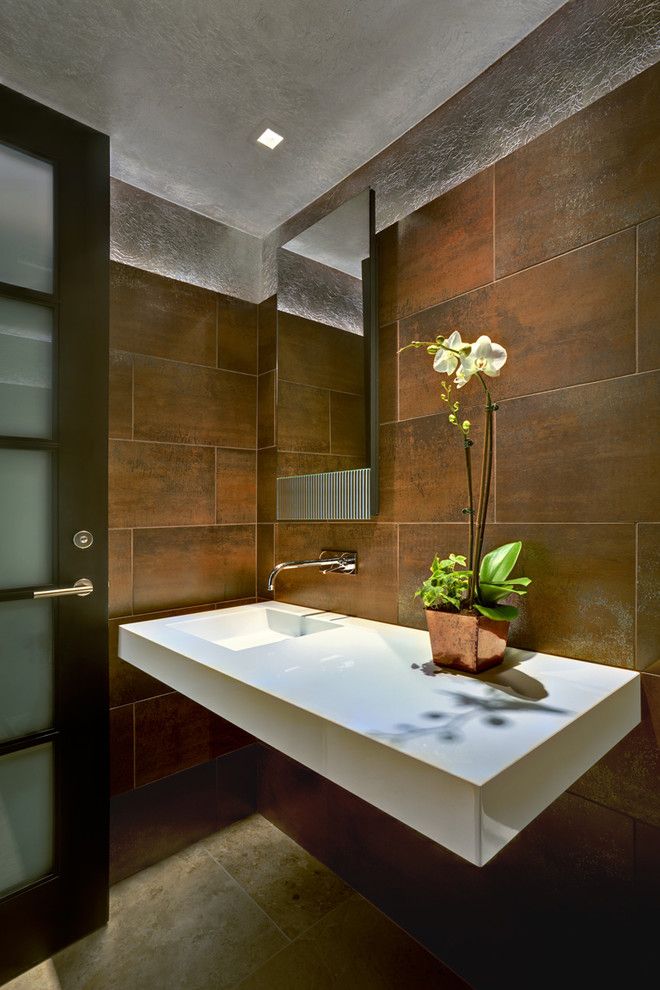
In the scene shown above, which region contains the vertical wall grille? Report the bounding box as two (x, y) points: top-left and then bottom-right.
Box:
(277, 468), (372, 520)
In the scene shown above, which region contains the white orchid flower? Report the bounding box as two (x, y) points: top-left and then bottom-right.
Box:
(453, 365), (473, 388)
(461, 335), (507, 379)
(432, 330), (466, 376)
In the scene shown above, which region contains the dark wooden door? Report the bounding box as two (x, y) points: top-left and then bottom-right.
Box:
(0, 83), (109, 983)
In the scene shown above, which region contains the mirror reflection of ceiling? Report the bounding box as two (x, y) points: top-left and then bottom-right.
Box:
(283, 192), (369, 279)
(0, 0), (567, 236)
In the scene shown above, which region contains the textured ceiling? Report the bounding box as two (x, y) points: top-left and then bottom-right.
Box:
(0, 0), (567, 237)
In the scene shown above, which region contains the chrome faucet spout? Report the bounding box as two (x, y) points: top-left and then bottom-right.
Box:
(267, 550), (357, 592)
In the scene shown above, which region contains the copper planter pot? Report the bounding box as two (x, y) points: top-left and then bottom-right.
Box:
(425, 608), (509, 673)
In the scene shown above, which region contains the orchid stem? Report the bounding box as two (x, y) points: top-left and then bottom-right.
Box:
(464, 440), (476, 608)
(471, 373), (495, 605)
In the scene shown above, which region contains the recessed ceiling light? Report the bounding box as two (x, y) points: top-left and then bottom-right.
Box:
(257, 128), (284, 150)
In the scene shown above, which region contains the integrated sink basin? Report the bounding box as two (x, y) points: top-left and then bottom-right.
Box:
(119, 601), (640, 866)
(174, 608), (340, 652)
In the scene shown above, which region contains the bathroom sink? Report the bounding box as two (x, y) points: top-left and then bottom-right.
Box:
(119, 601), (640, 866)
(173, 607), (340, 652)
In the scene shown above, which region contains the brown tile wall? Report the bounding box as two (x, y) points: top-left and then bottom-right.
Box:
(258, 64), (660, 925)
(108, 261), (259, 797)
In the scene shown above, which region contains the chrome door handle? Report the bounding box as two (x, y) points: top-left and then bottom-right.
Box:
(33, 579), (93, 599)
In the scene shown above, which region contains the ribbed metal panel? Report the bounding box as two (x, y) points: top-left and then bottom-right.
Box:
(277, 468), (372, 520)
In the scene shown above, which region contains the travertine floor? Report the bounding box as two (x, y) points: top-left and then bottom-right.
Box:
(4, 814), (466, 990)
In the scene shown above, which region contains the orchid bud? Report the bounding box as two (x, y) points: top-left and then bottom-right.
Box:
(462, 420), (471, 432)
(448, 414), (457, 424)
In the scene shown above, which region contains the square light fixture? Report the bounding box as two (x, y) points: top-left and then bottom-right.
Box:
(257, 128), (284, 149)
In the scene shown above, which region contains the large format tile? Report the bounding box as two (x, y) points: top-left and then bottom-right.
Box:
(258, 295), (277, 374)
(495, 64), (660, 276)
(110, 262), (217, 366)
(378, 322), (398, 424)
(109, 439), (215, 528)
(134, 692), (251, 787)
(109, 760), (218, 884)
(217, 294), (258, 374)
(257, 447), (277, 523)
(204, 814), (352, 939)
(571, 672), (660, 827)
(237, 893), (469, 990)
(132, 525), (255, 612)
(399, 229), (636, 417)
(278, 312), (364, 394)
(330, 391), (365, 458)
(258, 371), (276, 449)
(497, 371), (660, 522)
(110, 704), (134, 797)
(109, 350), (133, 439)
(51, 844), (287, 990)
(378, 168), (493, 325)
(276, 451), (363, 478)
(398, 522), (636, 666)
(637, 524), (660, 670)
(278, 380), (330, 453)
(274, 522), (397, 623)
(108, 529), (132, 618)
(638, 215), (660, 372)
(256, 524), (274, 598)
(379, 411), (487, 523)
(133, 355), (256, 447)
(216, 448), (257, 524)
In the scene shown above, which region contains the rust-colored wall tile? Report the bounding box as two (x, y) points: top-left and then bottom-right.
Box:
(278, 380), (330, 453)
(133, 355), (256, 447)
(110, 704), (134, 796)
(379, 322), (398, 424)
(399, 230), (636, 415)
(378, 168), (493, 325)
(110, 262), (216, 365)
(109, 439), (215, 528)
(330, 392), (366, 459)
(134, 692), (219, 787)
(258, 295), (277, 374)
(638, 215), (660, 373)
(571, 672), (660, 826)
(109, 529), (132, 619)
(257, 523), (274, 598)
(497, 372), (660, 522)
(380, 410), (488, 523)
(216, 448), (256, 524)
(217, 294), (258, 374)
(278, 312), (364, 394)
(638, 524), (660, 670)
(109, 605), (211, 707)
(277, 451), (363, 478)
(132, 525), (255, 613)
(109, 351), (133, 439)
(258, 371), (276, 449)
(274, 522), (398, 622)
(398, 523), (636, 667)
(495, 64), (660, 277)
(257, 447), (277, 523)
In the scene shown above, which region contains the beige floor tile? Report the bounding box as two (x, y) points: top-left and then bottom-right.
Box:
(236, 893), (468, 989)
(203, 815), (352, 938)
(25, 845), (286, 990)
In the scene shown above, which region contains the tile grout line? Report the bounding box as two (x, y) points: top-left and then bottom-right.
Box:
(392, 215), (659, 327)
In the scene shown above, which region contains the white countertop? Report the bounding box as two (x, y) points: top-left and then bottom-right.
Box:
(119, 601), (640, 865)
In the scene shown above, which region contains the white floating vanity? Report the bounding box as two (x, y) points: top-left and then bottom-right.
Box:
(119, 601), (640, 866)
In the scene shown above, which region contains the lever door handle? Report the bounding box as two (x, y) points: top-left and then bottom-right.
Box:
(33, 579), (93, 599)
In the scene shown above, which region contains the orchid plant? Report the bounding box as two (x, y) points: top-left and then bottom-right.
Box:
(401, 331), (530, 622)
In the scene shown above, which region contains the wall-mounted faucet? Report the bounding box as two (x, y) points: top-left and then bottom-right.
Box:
(267, 549), (357, 592)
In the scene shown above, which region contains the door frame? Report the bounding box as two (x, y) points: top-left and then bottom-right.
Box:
(0, 83), (109, 983)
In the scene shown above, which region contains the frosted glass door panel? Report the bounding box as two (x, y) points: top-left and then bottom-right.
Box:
(0, 744), (53, 896)
(0, 144), (53, 293)
(0, 600), (53, 742)
(0, 449), (51, 590)
(0, 297), (53, 438)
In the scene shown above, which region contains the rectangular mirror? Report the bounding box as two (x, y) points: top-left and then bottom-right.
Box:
(276, 188), (378, 519)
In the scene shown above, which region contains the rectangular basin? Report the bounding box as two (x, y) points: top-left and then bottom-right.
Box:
(173, 608), (341, 652)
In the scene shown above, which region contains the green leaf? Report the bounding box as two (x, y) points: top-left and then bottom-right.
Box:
(474, 603), (519, 621)
(503, 576), (531, 587)
(478, 582), (515, 603)
(479, 542), (522, 583)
